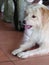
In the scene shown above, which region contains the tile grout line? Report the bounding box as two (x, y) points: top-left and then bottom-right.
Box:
(0, 61), (16, 65)
(0, 48), (16, 65)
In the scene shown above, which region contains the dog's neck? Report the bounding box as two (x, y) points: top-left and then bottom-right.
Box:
(23, 26), (41, 42)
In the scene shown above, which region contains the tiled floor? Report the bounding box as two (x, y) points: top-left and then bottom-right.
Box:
(0, 14), (49, 65)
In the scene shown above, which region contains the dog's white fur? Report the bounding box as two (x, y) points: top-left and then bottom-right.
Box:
(12, 3), (49, 58)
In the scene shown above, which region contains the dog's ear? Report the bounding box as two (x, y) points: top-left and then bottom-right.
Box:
(38, 0), (43, 4)
(32, 0), (43, 4)
(26, 0), (43, 4)
(41, 7), (49, 26)
(26, 0), (34, 3)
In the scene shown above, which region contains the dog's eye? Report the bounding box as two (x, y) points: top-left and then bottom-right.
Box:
(25, 11), (28, 17)
(32, 15), (36, 18)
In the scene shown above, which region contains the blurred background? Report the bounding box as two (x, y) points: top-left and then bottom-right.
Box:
(0, 0), (49, 31)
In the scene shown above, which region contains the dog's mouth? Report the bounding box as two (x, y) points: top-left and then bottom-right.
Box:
(25, 25), (32, 29)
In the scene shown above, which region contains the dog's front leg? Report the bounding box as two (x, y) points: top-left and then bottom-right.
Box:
(17, 47), (49, 58)
(12, 40), (35, 55)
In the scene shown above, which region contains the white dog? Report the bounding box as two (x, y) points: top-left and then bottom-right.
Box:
(12, 2), (49, 58)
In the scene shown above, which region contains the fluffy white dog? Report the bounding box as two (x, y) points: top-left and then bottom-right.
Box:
(12, 3), (49, 58)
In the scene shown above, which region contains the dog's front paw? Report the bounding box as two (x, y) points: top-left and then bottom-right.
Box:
(17, 51), (30, 58)
(12, 49), (22, 55)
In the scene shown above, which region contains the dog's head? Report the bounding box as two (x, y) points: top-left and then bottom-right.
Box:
(23, 4), (49, 29)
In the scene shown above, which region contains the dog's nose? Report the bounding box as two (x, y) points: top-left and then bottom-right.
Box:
(23, 20), (26, 24)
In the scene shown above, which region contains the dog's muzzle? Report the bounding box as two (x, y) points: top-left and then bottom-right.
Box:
(25, 25), (32, 29)
(23, 20), (32, 29)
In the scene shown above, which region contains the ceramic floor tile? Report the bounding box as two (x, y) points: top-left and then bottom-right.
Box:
(0, 49), (10, 62)
(0, 31), (23, 61)
(13, 55), (49, 65)
(0, 62), (15, 65)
